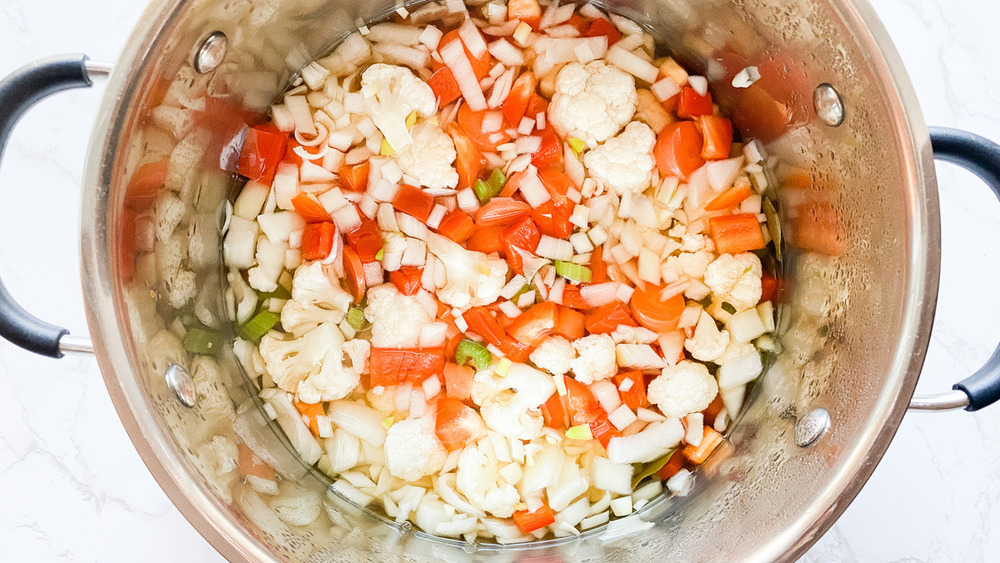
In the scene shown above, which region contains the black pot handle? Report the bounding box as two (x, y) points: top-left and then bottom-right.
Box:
(0, 55), (97, 358)
(910, 127), (1000, 411)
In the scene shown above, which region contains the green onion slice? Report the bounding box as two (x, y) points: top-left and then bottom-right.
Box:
(455, 339), (492, 370)
(239, 310), (281, 341)
(554, 260), (592, 283)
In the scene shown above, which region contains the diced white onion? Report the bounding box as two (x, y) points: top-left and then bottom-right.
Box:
(580, 282), (620, 307)
(517, 117), (536, 135)
(285, 95), (317, 137)
(488, 39), (525, 66)
(331, 204), (362, 232)
(651, 77), (681, 102)
(688, 75), (709, 96)
(517, 169), (551, 206)
(481, 110), (503, 133)
(515, 135), (542, 154)
(590, 380), (622, 413)
(605, 46), (659, 83)
(441, 37), (487, 111)
(535, 235), (573, 261)
(456, 187), (480, 213)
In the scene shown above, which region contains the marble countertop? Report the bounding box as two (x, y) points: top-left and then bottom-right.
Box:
(2, 0), (999, 560)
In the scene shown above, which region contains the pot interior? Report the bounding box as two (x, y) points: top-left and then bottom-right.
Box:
(81, 0), (938, 560)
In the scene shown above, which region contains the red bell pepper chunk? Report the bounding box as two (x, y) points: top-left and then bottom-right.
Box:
(238, 443), (275, 480)
(564, 376), (602, 424)
(657, 450), (686, 481)
(589, 246), (607, 283)
(499, 338), (532, 362)
(345, 216), (383, 261)
(502, 72), (537, 127)
(585, 302), (638, 334)
(553, 306), (585, 340)
(463, 307), (509, 348)
(435, 397), (488, 450)
(466, 225), (507, 254)
(507, 302), (559, 346)
(531, 198), (574, 239)
(339, 161), (370, 192)
(507, 0), (542, 29)
(475, 197), (532, 228)
(513, 502), (555, 534)
(501, 216), (541, 275)
(449, 124), (487, 189)
(589, 414), (621, 449)
(526, 94), (548, 118)
(389, 266), (423, 296)
(291, 191), (332, 222)
(393, 184), (435, 222)
(560, 284), (591, 310)
(458, 104), (511, 151)
(583, 17), (622, 46)
(301, 222), (336, 260)
(541, 393), (570, 430)
(677, 86), (714, 119)
(614, 370), (648, 410)
(443, 362), (475, 402)
(760, 275), (780, 303)
(698, 114), (734, 160)
(124, 160), (169, 210)
(238, 125), (288, 185)
(369, 347), (445, 387)
(436, 209), (476, 243)
(530, 127), (562, 169)
(428, 66), (462, 106)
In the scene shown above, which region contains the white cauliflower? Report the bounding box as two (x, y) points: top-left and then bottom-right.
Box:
(549, 60), (637, 148)
(570, 334), (617, 384)
(676, 251), (715, 279)
(360, 63), (437, 152)
(684, 311), (730, 363)
(529, 336), (575, 376)
(280, 262), (354, 337)
(364, 284), (433, 348)
(456, 441), (521, 517)
(703, 252), (763, 311)
(610, 325), (658, 344)
(647, 360), (719, 419)
(583, 121), (656, 194)
(426, 233), (508, 309)
(383, 417), (447, 482)
(259, 323), (359, 402)
(395, 122), (458, 189)
(475, 363), (556, 440)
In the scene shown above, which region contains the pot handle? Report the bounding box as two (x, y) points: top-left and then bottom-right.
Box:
(0, 55), (108, 358)
(910, 127), (1000, 411)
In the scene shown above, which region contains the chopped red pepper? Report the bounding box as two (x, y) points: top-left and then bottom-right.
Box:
(475, 197), (532, 228)
(393, 184), (435, 222)
(291, 191), (332, 223)
(463, 307), (509, 349)
(698, 114), (734, 160)
(564, 376), (602, 424)
(502, 72), (537, 127)
(389, 266), (423, 296)
(443, 362), (475, 402)
(507, 302), (558, 346)
(708, 213), (766, 254)
(436, 209), (476, 243)
(512, 502), (555, 534)
(585, 302), (638, 334)
(124, 160), (169, 210)
(466, 224), (507, 254)
(339, 161), (370, 192)
(435, 397), (488, 450)
(541, 393), (570, 430)
(237, 125), (288, 185)
(760, 275), (780, 303)
(369, 347), (445, 387)
(449, 124), (486, 189)
(677, 86), (714, 119)
(553, 306), (585, 340)
(458, 104), (511, 151)
(588, 414), (621, 449)
(583, 17), (622, 46)
(530, 127), (563, 169)
(614, 370), (648, 410)
(345, 216), (383, 261)
(301, 222), (336, 260)
(657, 450), (686, 480)
(501, 216), (541, 275)
(589, 246), (607, 283)
(428, 66), (462, 106)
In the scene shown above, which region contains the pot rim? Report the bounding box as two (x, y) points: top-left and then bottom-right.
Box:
(77, 0), (941, 560)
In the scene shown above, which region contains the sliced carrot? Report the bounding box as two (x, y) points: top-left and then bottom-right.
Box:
(698, 114), (734, 160)
(614, 370), (648, 410)
(502, 72), (537, 127)
(291, 191), (332, 222)
(339, 161), (370, 192)
(389, 266), (423, 296)
(629, 284), (685, 333)
(656, 449), (686, 481)
(301, 222), (336, 260)
(585, 302), (637, 334)
(507, 302), (559, 346)
(507, 0), (542, 28)
(435, 397), (488, 450)
(553, 306), (585, 340)
(708, 213), (766, 254)
(589, 246), (607, 283)
(393, 184), (435, 222)
(654, 121), (705, 181)
(293, 399), (325, 436)
(341, 246), (366, 302)
(513, 502), (555, 534)
(705, 183), (753, 211)
(682, 426), (725, 464)
(443, 362), (475, 402)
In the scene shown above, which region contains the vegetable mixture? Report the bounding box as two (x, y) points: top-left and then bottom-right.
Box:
(225, 0), (779, 543)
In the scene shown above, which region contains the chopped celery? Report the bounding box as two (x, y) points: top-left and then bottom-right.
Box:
(375, 248), (384, 260)
(239, 310), (281, 341)
(262, 285), (292, 300)
(473, 169), (507, 203)
(473, 178), (493, 203)
(183, 328), (222, 355)
(512, 283), (536, 301)
(455, 339), (492, 370)
(632, 450), (675, 488)
(487, 168), (506, 192)
(566, 424), (593, 440)
(554, 260), (592, 282)
(346, 307), (367, 330)
(720, 302), (737, 315)
(568, 137), (586, 155)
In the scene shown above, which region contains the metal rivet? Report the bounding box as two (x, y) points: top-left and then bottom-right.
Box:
(165, 364), (197, 408)
(814, 83), (845, 127)
(795, 408), (830, 447)
(194, 31), (227, 74)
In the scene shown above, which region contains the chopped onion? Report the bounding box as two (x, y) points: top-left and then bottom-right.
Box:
(285, 95), (317, 137)
(658, 330), (685, 366)
(688, 75), (709, 96)
(616, 344), (665, 370)
(608, 404), (638, 431)
(517, 169), (551, 206)
(258, 211), (305, 243)
(369, 178), (400, 203)
(548, 278), (565, 304)
(363, 260), (384, 286)
(426, 204), (447, 229)
(328, 400), (387, 446)
(367, 22), (423, 44)
(591, 456), (632, 496)
(535, 235), (573, 261)
(590, 379), (622, 413)
(515, 135), (542, 154)
(441, 35), (487, 111)
(396, 212), (429, 240)
(488, 39), (525, 66)
(418, 25), (444, 50)
(537, 36), (607, 65)
(605, 46), (659, 83)
(487, 68), (516, 109)
(706, 157), (744, 192)
(607, 419), (683, 464)
(507, 153), (532, 174)
(581, 282), (620, 307)
(517, 116), (536, 135)
(481, 110), (503, 133)
(498, 300), (521, 318)
(359, 194), (378, 219)
(401, 237), (427, 266)
(615, 282), (635, 304)
(331, 204), (362, 232)
(456, 187), (480, 213)
(513, 21), (533, 46)
(651, 77), (681, 102)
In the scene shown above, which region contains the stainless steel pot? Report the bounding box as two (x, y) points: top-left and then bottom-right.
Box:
(2, 0), (998, 560)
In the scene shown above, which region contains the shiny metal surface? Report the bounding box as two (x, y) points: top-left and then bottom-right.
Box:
(76, 0), (941, 561)
(908, 390), (971, 411)
(193, 31), (227, 74)
(83, 59), (114, 80)
(814, 83), (846, 127)
(57, 334), (95, 355)
(795, 408), (832, 447)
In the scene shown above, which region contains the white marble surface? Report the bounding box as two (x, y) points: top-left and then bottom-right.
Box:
(1, 0), (999, 560)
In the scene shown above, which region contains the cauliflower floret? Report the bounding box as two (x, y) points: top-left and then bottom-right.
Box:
(456, 441), (521, 517)
(676, 251), (715, 279)
(475, 363), (556, 440)
(529, 336), (575, 376)
(360, 63), (437, 152)
(548, 60), (637, 148)
(383, 417), (447, 482)
(364, 284), (433, 348)
(427, 233), (508, 309)
(259, 323), (359, 403)
(281, 262), (354, 336)
(583, 121), (656, 194)
(703, 252), (763, 311)
(395, 122), (458, 189)
(570, 334), (617, 384)
(647, 360), (719, 419)
(610, 325), (658, 344)
(684, 311), (730, 362)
